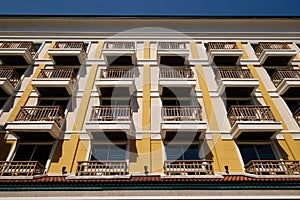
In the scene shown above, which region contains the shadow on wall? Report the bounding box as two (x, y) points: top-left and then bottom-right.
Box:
(0, 133), (13, 161)
(274, 140), (290, 160)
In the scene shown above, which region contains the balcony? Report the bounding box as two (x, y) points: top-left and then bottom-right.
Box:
(103, 42), (136, 66)
(85, 106), (132, 139)
(245, 160), (300, 175)
(161, 106), (206, 140)
(0, 41), (37, 65)
(271, 69), (300, 97)
(227, 106), (282, 139)
(76, 161), (128, 176)
(206, 42), (243, 65)
(159, 68), (196, 91)
(32, 68), (76, 97)
(164, 160), (214, 176)
(95, 68), (135, 97)
(48, 42), (86, 65)
(5, 106), (65, 140)
(0, 161), (45, 176)
(215, 68), (259, 97)
(0, 68), (20, 96)
(157, 42), (189, 66)
(255, 42), (296, 66)
(293, 108), (300, 126)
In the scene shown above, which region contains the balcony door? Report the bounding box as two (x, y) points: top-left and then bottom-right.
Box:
(13, 144), (53, 166)
(91, 144), (126, 161)
(237, 144), (277, 165)
(39, 99), (69, 110)
(165, 144), (200, 161)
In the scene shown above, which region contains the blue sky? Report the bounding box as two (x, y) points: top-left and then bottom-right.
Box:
(0, 0), (299, 16)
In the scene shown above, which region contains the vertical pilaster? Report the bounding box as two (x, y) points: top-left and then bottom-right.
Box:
(191, 41), (243, 173)
(49, 41), (104, 173)
(237, 42), (300, 160)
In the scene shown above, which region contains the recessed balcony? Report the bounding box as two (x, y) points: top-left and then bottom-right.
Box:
(215, 68), (259, 97)
(0, 68), (20, 96)
(48, 42), (86, 65)
(159, 68), (196, 91)
(161, 106), (206, 140)
(164, 160), (214, 176)
(0, 161), (45, 176)
(157, 42), (189, 66)
(85, 106), (132, 139)
(95, 68), (135, 97)
(206, 42), (243, 65)
(244, 160), (300, 175)
(255, 42), (297, 66)
(103, 42), (136, 66)
(271, 69), (300, 97)
(32, 68), (76, 97)
(293, 108), (300, 126)
(0, 41), (37, 65)
(76, 161), (128, 176)
(5, 106), (65, 140)
(227, 105), (282, 139)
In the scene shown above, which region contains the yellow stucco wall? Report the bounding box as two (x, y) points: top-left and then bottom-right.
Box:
(49, 41), (104, 173)
(191, 41), (243, 173)
(237, 42), (300, 160)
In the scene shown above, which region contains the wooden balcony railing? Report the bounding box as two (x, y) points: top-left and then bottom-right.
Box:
(0, 68), (20, 87)
(53, 42), (86, 53)
(76, 160), (128, 176)
(0, 161), (45, 176)
(271, 69), (300, 87)
(15, 106), (65, 127)
(164, 160), (214, 175)
(158, 42), (186, 50)
(255, 42), (290, 57)
(100, 68), (134, 79)
(38, 68), (76, 82)
(159, 68), (194, 79)
(105, 42), (135, 49)
(206, 42), (238, 52)
(215, 68), (253, 85)
(227, 105), (276, 126)
(293, 108), (300, 125)
(90, 106), (132, 121)
(162, 106), (202, 121)
(0, 41), (37, 56)
(245, 160), (300, 175)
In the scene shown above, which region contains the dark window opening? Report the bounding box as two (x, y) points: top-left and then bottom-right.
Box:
(285, 99), (300, 113)
(34, 43), (42, 52)
(238, 144), (276, 164)
(39, 99), (69, 110)
(225, 99), (253, 111)
(13, 144), (52, 166)
(165, 144), (200, 161)
(91, 144), (126, 160)
(101, 99), (130, 106)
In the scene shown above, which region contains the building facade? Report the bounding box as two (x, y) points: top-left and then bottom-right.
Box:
(0, 16), (300, 198)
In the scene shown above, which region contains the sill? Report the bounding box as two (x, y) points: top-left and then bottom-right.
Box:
(161, 174), (223, 179)
(67, 174), (131, 180)
(0, 174), (47, 180)
(244, 173), (300, 179)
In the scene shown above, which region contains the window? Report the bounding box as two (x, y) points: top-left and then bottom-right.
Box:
(225, 99), (252, 111)
(285, 99), (300, 113)
(91, 144), (126, 160)
(101, 99), (130, 106)
(13, 144), (53, 166)
(39, 99), (69, 110)
(0, 98), (6, 109)
(238, 144), (276, 164)
(165, 144), (200, 160)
